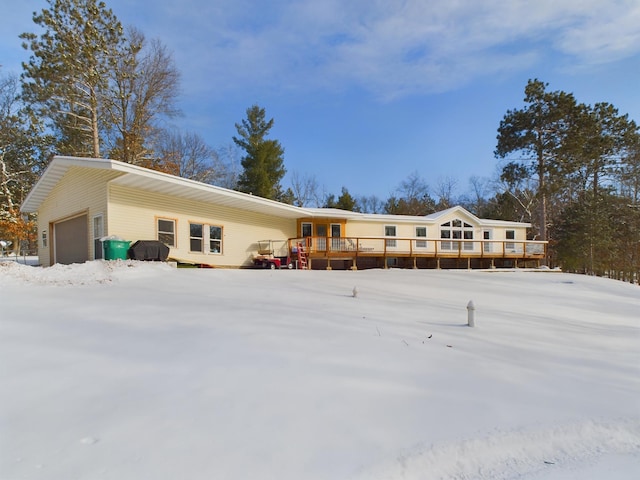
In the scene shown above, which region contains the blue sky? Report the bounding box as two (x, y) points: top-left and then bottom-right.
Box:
(2, 0), (639, 200)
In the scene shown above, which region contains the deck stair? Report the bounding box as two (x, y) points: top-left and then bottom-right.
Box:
(297, 242), (308, 269)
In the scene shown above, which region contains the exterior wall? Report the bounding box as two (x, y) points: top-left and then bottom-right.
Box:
(108, 185), (296, 267)
(343, 220), (420, 252)
(342, 214), (529, 255)
(36, 167), (119, 266)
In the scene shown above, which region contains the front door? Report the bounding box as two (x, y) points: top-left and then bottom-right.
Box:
(316, 224), (327, 252)
(330, 224), (341, 251)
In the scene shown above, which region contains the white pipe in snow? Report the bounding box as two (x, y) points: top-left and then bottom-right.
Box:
(467, 300), (475, 327)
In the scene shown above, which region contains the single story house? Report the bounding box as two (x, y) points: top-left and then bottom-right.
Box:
(21, 156), (546, 269)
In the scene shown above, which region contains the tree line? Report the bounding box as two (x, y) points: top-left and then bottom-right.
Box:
(1, 1), (638, 281)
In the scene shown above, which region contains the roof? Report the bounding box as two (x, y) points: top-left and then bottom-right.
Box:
(303, 205), (531, 227)
(425, 205), (531, 228)
(21, 156), (309, 220)
(22, 156), (531, 228)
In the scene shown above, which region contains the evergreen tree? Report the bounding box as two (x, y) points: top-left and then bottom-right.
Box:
(324, 187), (358, 211)
(554, 190), (620, 276)
(560, 102), (638, 199)
(20, 0), (126, 157)
(233, 104), (286, 200)
(495, 79), (578, 246)
(384, 171), (436, 215)
(21, 1), (181, 166)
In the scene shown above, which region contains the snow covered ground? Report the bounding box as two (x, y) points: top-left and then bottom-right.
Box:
(1, 260), (638, 479)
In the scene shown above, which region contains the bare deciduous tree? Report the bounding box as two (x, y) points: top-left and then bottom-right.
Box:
(0, 73), (53, 253)
(152, 130), (242, 188)
(434, 175), (458, 209)
(289, 171), (321, 207)
(104, 27), (181, 164)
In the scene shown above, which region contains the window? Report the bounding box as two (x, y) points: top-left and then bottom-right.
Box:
(190, 223), (203, 252)
(189, 223), (222, 254)
(415, 226), (427, 248)
(385, 225), (397, 248)
(440, 218), (474, 250)
(158, 218), (176, 247)
(209, 226), (222, 254)
(301, 223), (312, 238)
(483, 230), (492, 252)
(42, 230), (47, 248)
(506, 230), (515, 250)
(463, 230), (473, 250)
(93, 215), (104, 259)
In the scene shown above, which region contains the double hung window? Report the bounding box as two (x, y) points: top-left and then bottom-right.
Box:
(506, 230), (515, 251)
(415, 226), (427, 248)
(209, 226), (222, 253)
(385, 225), (397, 248)
(93, 215), (104, 259)
(190, 223), (203, 252)
(158, 218), (176, 247)
(190, 222), (223, 254)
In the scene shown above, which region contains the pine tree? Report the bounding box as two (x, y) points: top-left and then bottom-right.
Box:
(20, 0), (127, 157)
(495, 79), (577, 245)
(323, 187), (358, 211)
(233, 105), (286, 200)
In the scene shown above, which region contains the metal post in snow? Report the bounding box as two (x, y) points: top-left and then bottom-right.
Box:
(467, 300), (475, 327)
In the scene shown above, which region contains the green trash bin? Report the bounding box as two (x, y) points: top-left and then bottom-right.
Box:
(103, 239), (131, 260)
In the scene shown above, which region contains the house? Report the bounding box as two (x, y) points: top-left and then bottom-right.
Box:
(21, 156), (546, 269)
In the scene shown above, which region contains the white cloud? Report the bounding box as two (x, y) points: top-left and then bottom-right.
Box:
(110, 0), (640, 99)
(555, 1), (640, 64)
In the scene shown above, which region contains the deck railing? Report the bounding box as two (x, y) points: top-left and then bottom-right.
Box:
(289, 236), (547, 259)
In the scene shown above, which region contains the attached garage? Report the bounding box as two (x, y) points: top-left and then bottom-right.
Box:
(53, 214), (89, 265)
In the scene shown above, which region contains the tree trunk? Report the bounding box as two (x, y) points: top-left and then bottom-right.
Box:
(537, 144), (548, 265)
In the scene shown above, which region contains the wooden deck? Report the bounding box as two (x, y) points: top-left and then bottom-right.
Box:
(288, 236), (548, 270)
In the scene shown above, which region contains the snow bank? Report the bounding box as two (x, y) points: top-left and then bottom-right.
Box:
(354, 418), (640, 479)
(0, 259), (172, 286)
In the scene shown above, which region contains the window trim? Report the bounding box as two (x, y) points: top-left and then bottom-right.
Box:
(483, 229), (492, 253)
(188, 221), (223, 255)
(415, 226), (427, 248)
(93, 214), (104, 259)
(301, 222), (312, 238)
(157, 217), (177, 247)
(385, 225), (397, 248)
(209, 225), (223, 254)
(440, 218), (474, 251)
(190, 222), (204, 253)
(505, 229), (515, 251)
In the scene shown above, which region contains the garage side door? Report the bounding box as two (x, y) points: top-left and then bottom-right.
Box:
(54, 215), (89, 265)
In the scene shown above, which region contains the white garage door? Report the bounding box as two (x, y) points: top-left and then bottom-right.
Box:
(54, 214), (89, 265)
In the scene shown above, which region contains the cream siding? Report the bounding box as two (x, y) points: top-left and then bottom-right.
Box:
(108, 185), (296, 267)
(36, 167), (119, 266)
(342, 215), (529, 255)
